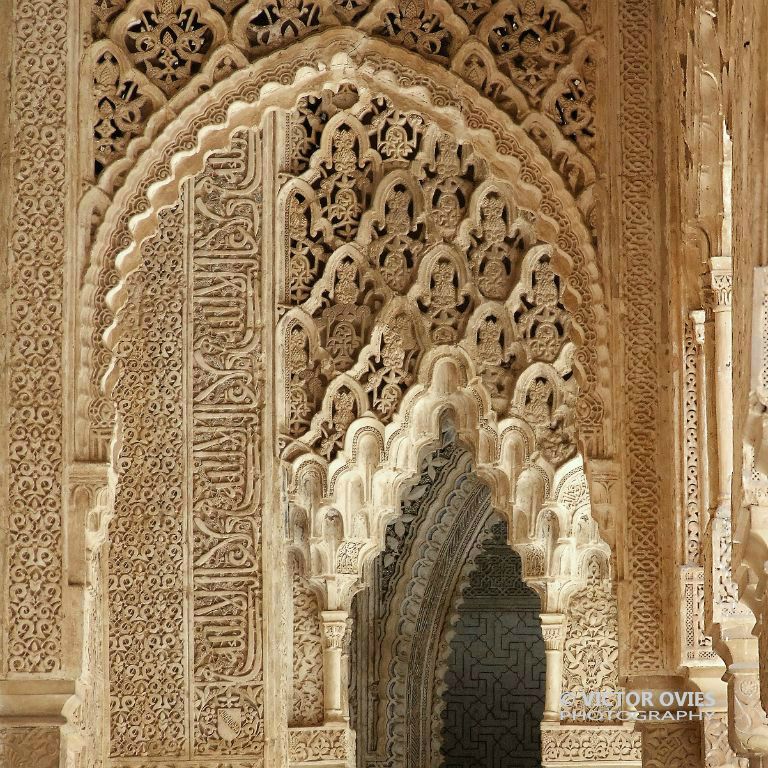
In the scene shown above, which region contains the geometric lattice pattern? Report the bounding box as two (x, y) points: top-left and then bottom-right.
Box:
(440, 522), (544, 768)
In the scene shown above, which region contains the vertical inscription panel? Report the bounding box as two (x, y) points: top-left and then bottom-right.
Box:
(108, 129), (266, 763)
(190, 130), (265, 760)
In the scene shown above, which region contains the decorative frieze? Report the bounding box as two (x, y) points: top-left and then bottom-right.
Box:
(540, 725), (641, 763)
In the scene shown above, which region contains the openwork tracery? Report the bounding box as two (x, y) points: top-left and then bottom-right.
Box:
(278, 88), (577, 469)
(88, 0), (600, 183)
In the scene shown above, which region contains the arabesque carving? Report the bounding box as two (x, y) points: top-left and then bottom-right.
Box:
(290, 557), (325, 727)
(1, 0), (755, 765)
(5, 0), (68, 675)
(640, 723), (703, 767)
(561, 554), (619, 720)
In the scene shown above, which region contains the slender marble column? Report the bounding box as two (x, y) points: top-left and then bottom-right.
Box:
(321, 610), (348, 724)
(541, 614), (565, 722)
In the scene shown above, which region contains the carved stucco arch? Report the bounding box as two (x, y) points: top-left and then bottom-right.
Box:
(79, 29), (614, 470)
(79, 32), (625, 764)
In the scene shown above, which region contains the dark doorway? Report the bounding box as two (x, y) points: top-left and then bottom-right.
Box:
(439, 519), (545, 768)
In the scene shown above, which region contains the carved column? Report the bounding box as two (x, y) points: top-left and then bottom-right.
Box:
(541, 614), (565, 722)
(321, 611), (348, 724)
(709, 257), (734, 509)
(697, 260), (767, 759)
(737, 268), (768, 717)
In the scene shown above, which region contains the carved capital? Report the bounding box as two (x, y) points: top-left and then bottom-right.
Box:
(713, 626), (768, 757)
(583, 458), (621, 551)
(709, 257), (733, 310)
(540, 614), (566, 651)
(690, 308), (708, 347)
(321, 611), (348, 650)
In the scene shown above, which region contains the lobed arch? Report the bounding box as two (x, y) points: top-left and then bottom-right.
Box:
(77, 30), (625, 765)
(78, 29), (615, 468)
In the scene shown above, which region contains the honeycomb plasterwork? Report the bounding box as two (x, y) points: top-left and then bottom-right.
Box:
(277, 89), (579, 467)
(78, 13), (607, 477)
(0, 0), (702, 763)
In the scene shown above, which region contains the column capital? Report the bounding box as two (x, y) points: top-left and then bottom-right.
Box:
(321, 611), (348, 650)
(540, 613), (566, 651)
(709, 257), (733, 310)
(689, 308), (708, 346)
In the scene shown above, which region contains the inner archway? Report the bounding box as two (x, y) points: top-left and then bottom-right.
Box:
(349, 426), (545, 768)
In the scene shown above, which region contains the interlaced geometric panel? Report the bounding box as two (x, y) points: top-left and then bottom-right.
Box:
(440, 521), (544, 768)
